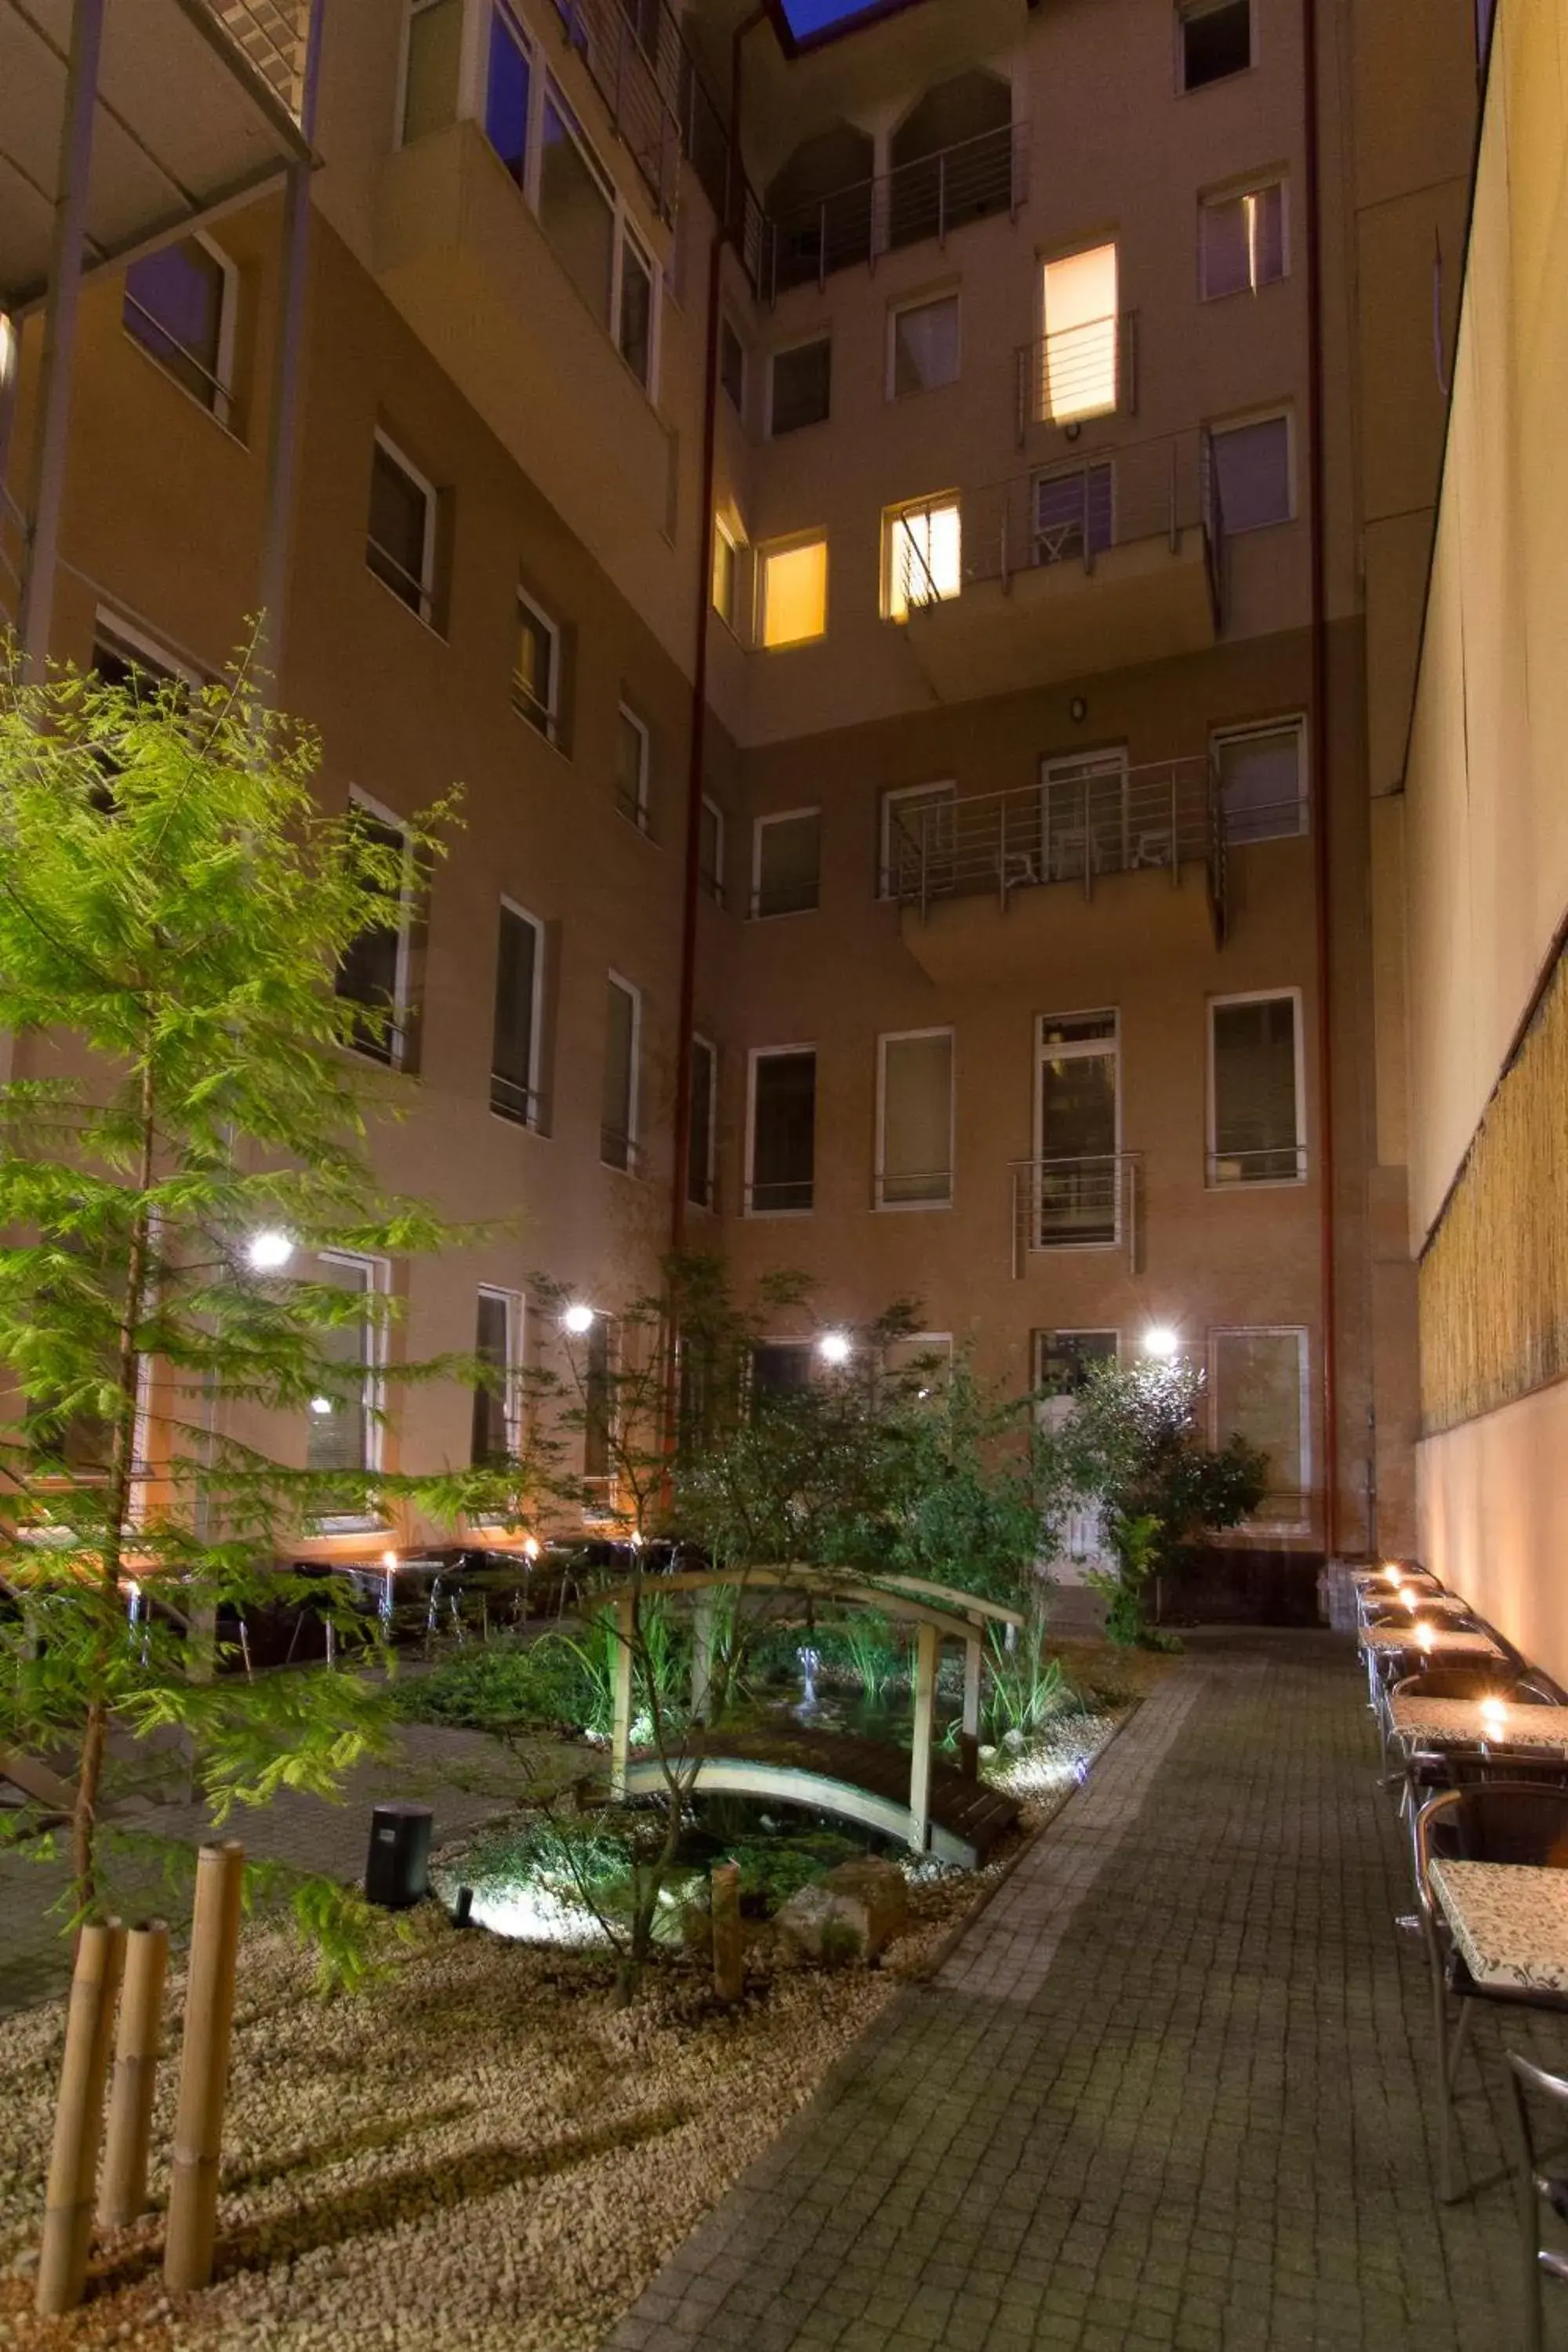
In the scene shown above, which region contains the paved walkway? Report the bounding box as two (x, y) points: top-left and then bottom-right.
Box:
(610, 1631), (1564, 2352)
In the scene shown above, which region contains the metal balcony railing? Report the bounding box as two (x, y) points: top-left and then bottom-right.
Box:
(200, 0), (314, 125)
(554, 0), (681, 216)
(1015, 311), (1138, 441)
(1011, 1154), (1140, 1276)
(763, 121), (1029, 296)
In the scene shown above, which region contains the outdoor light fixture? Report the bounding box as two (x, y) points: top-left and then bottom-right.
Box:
(245, 1229), (294, 1272)
(309, 1396), (333, 1416)
(381, 1549), (398, 1572)
(561, 1304), (596, 1335)
(817, 1330), (852, 1366)
(522, 1536), (541, 1563)
(1141, 1326), (1179, 1361)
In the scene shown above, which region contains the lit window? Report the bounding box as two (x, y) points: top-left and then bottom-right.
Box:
(1211, 1329), (1308, 1527)
(615, 705), (650, 829)
(1211, 412), (1292, 532)
(699, 796), (726, 904)
(753, 809), (821, 918)
(884, 497), (962, 620)
(483, 4), (531, 182)
(713, 521), (741, 627)
(877, 1030), (953, 1207)
(1180, 0), (1252, 91)
(688, 1036), (718, 1210)
(760, 537), (828, 648)
(367, 434), (436, 622)
(1200, 183), (1286, 299)
(1040, 245), (1119, 423)
(601, 975), (641, 1172)
(770, 337), (832, 435)
(1213, 720), (1306, 844)
(880, 780), (956, 898)
(514, 591), (561, 739)
(490, 900), (544, 1127)
(748, 1049), (816, 1214)
(1209, 993), (1305, 1183)
(336, 801), (412, 1067)
(123, 236), (235, 423)
(307, 1254), (380, 1474)
(890, 293), (960, 398)
(401, 0), (462, 144)
(472, 1289), (522, 1465)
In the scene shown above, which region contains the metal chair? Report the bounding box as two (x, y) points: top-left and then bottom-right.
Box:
(1414, 1785), (1568, 2200)
(1393, 1670), (1562, 1706)
(1506, 2052), (1568, 2352)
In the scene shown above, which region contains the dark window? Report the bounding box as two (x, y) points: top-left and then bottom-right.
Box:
(699, 797), (725, 904)
(471, 1290), (514, 1465)
(619, 234), (655, 387)
(490, 904), (541, 1124)
(720, 320), (746, 411)
(1037, 1329), (1118, 1397)
(601, 977), (638, 1171)
(750, 1050), (815, 1213)
(1210, 996), (1302, 1183)
(751, 1341), (812, 1403)
(1181, 0), (1251, 90)
(485, 4), (532, 183)
(753, 810), (821, 917)
(367, 437), (434, 619)
(688, 1036), (717, 1209)
(771, 338), (832, 436)
(336, 808), (408, 1064)
(306, 1255), (376, 1474)
(583, 1317), (613, 1479)
(123, 238), (231, 419)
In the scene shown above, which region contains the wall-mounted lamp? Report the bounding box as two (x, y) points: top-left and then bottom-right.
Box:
(1141, 1325), (1179, 1362)
(561, 1304), (596, 1335)
(816, 1330), (853, 1367)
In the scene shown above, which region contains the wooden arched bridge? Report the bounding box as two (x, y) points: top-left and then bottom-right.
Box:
(597, 1567), (1026, 1868)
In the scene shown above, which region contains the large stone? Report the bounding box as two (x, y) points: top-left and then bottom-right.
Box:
(776, 1857), (909, 1964)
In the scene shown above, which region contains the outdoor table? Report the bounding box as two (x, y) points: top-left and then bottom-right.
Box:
(1361, 1624), (1504, 1660)
(1391, 1697), (1568, 1755)
(1359, 1592), (1473, 1627)
(1428, 1858), (1568, 1997)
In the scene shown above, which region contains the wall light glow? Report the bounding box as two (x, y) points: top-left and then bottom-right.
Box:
(1141, 1325), (1179, 1361)
(245, 1229), (294, 1272)
(562, 1304), (596, 1335)
(817, 1330), (853, 1366)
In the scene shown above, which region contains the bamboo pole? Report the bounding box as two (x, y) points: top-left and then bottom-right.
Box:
(98, 1920), (169, 2231)
(164, 1843), (244, 2295)
(908, 1622), (938, 1854)
(37, 1918), (125, 2316)
(711, 1861), (742, 2004)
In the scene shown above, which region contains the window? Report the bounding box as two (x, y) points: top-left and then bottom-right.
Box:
(1180, 0), (1252, 91)
(751, 1340), (812, 1403)
(877, 1029), (954, 1207)
(1036, 1011), (1120, 1245)
(601, 975), (641, 1172)
(770, 337), (832, 435)
(336, 802), (412, 1066)
(688, 1035), (717, 1210)
(123, 235), (236, 424)
(484, 2), (532, 183)
(890, 293), (960, 398)
(1211, 1329), (1308, 1528)
(1211, 412), (1292, 532)
(1200, 182), (1286, 299)
(883, 1333), (954, 1394)
(91, 614), (190, 696)
(1034, 462), (1114, 566)
(471, 1288), (522, 1465)
(748, 1048), (815, 1214)
(1209, 993), (1305, 1184)
(582, 1316), (615, 1486)
(753, 808), (821, 918)
(618, 229), (655, 389)
(699, 797), (726, 905)
(490, 900), (544, 1127)
(1040, 245), (1119, 423)
(1036, 1329), (1119, 1399)
(712, 520), (740, 628)
(540, 86), (616, 324)
(307, 1254), (380, 1475)
(615, 704), (650, 829)
(401, 0), (462, 143)
(367, 434), (436, 623)
(880, 780), (956, 898)
(514, 591), (561, 740)
(1213, 719), (1307, 844)
(720, 319), (746, 412)
(884, 496), (962, 620)
(760, 537), (828, 648)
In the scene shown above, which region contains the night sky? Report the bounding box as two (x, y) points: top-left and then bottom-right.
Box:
(778, 0), (895, 35)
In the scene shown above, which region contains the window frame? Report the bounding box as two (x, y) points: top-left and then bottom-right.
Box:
(688, 1032), (719, 1212)
(1206, 986), (1307, 1189)
(489, 895), (546, 1131)
(1034, 1007), (1123, 1250)
(883, 493), (963, 621)
(745, 1043), (817, 1219)
(875, 1025), (956, 1212)
(615, 701), (652, 832)
(757, 532), (829, 651)
(879, 779), (957, 900)
(768, 333), (833, 437)
(751, 805), (822, 920)
(601, 970), (642, 1175)
(1210, 406), (1296, 534)
(1178, 0), (1255, 93)
(699, 794), (727, 906)
(712, 517), (742, 632)
(367, 430), (438, 626)
(1210, 714), (1308, 845)
(471, 1284), (525, 1467)
(536, 73), (662, 397)
(1209, 1324), (1311, 1532)
(513, 587), (562, 742)
(92, 608), (200, 691)
(122, 230), (239, 430)
(307, 1248), (387, 1478)
(339, 790), (416, 1070)
(1198, 177), (1288, 301)
(887, 289), (962, 401)
(720, 317), (748, 416)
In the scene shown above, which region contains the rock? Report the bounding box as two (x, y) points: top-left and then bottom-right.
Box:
(775, 1858), (909, 1964)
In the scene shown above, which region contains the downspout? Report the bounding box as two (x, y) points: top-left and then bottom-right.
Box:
(254, 0), (327, 692)
(1301, 0), (1339, 1555)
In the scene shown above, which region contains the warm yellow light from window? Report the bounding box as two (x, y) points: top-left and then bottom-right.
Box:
(887, 501), (962, 621)
(762, 539), (828, 649)
(1041, 243), (1119, 422)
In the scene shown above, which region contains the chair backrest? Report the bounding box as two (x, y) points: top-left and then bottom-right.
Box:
(1417, 1786), (1568, 1895)
(1392, 1668), (1516, 1703)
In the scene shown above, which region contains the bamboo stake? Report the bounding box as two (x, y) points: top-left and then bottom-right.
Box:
(164, 1844), (244, 2295)
(37, 1918), (126, 2316)
(98, 1920), (169, 2232)
(711, 1861), (743, 2005)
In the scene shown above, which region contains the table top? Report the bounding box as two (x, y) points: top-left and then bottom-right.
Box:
(1353, 1570), (1442, 1592)
(1391, 1696), (1568, 1753)
(1362, 1624), (1504, 1658)
(1360, 1592), (1473, 1623)
(1429, 1858), (1568, 1994)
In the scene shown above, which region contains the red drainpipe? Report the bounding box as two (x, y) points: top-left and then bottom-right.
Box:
(1301, 0), (1340, 1556)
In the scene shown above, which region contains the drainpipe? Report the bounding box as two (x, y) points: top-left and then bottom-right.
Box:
(1301, 0), (1339, 1556)
(254, 0), (327, 693)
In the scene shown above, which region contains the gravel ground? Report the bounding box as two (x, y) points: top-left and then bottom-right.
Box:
(0, 1709), (1123, 2352)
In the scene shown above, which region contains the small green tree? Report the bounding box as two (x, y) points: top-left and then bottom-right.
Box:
(0, 642), (524, 1942)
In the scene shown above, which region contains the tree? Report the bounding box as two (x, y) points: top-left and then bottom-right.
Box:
(0, 642), (519, 1942)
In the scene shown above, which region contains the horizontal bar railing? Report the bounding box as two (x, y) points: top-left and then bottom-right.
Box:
(555, 0), (681, 218)
(1015, 310), (1138, 440)
(1206, 1143), (1309, 1186)
(1011, 1154), (1141, 1276)
(200, 0), (312, 122)
(891, 756), (1219, 914)
(489, 1071), (542, 1127)
(764, 121), (1029, 296)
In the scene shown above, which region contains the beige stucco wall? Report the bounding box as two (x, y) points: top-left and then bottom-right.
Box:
(1418, 1381), (1568, 1693)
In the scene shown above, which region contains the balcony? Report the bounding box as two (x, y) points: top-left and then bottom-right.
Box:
(1011, 1156), (1141, 1278)
(761, 121), (1028, 296)
(901, 430), (1224, 704)
(0, 0), (314, 310)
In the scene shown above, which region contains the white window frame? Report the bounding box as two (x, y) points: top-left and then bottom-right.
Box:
(1198, 177), (1288, 300)
(1209, 406), (1296, 532)
(311, 1248), (388, 1477)
(768, 333), (833, 437)
(688, 1032), (719, 1213)
(876, 1027), (955, 1212)
(491, 895), (546, 1131)
(1209, 1325), (1310, 1532)
(745, 1043), (816, 1219)
(883, 494), (962, 621)
(343, 789), (416, 1069)
(615, 702), (651, 830)
(1210, 714), (1308, 844)
(1034, 1007), (1123, 1250)
(699, 794), (727, 906)
(887, 289), (962, 401)
(614, 217), (660, 396)
(1178, 0), (1256, 93)
(122, 230), (239, 430)
(524, 71), (661, 398)
(473, 1283), (525, 1464)
(514, 588), (561, 741)
(879, 779), (957, 899)
(602, 970), (642, 1175)
(1206, 986), (1307, 1189)
(368, 430), (437, 625)
(92, 607), (200, 688)
(751, 806), (822, 920)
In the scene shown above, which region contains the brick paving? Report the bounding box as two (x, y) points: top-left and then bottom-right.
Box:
(609, 1630), (1565, 2352)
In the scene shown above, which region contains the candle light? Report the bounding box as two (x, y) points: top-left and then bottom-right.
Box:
(1383, 1563), (1402, 1587)
(1417, 1622), (1436, 1653)
(1480, 1697), (1508, 1741)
